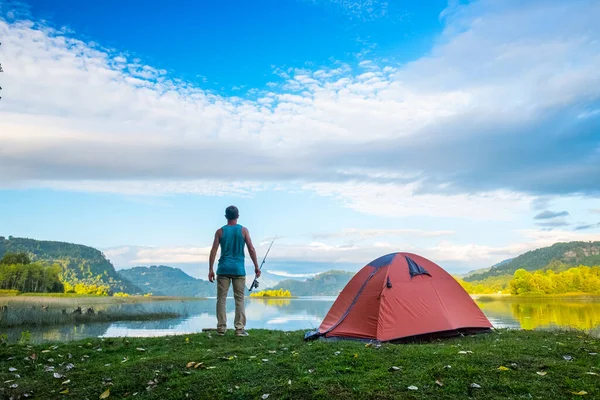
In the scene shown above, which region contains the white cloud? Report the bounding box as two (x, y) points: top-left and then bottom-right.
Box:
(304, 182), (532, 220)
(266, 270), (320, 278)
(1, 0), (599, 221)
(312, 228), (455, 239)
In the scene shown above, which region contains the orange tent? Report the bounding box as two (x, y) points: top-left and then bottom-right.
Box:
(305, 252), (493, 342)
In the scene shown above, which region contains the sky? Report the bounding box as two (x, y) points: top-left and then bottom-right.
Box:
(0, 0), (599, 281)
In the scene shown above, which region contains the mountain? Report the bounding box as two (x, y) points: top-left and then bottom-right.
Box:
(464, 241), (600, 282)
(0, 236), (140, 293)
(269, 270), (355, 296)
(117, 265), (216, 297)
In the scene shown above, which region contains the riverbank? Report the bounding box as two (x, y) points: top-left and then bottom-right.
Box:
(0, 296), (203, 329)
(1, 329), (598, 399)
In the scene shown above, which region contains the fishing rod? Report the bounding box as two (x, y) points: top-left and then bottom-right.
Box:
(248, 236), (277, 292)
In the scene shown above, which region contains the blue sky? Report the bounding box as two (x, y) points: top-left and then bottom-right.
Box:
(0, 0), (599, 281)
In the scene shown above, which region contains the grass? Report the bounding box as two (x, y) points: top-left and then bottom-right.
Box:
(0, 329), (598, 399)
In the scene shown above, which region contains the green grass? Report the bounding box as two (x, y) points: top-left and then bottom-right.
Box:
(0, 329), (598, 399)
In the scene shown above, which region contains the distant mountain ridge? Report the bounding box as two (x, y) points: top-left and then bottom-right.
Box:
(117, 265), (216, 297)
(267, 270), (355, 296)
(0, 236), (140, 293)
(464, 241), (600, 282)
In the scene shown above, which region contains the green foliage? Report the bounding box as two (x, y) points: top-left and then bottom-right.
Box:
(0, 252), (31, 265)
(18, 330), (31, 344)
(0, 330), (598, 399)
(454, 275), (512, 294)
(249, 288), (292, 297)
(465, 241), (600, 282)
(509, 265), (600, 295)
(0, 237), (140, 294)
(0, 261), (64, 293)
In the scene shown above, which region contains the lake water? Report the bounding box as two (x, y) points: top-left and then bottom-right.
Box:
(3, 296), (600, 343)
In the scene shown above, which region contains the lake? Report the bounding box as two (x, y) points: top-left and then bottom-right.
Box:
(2, 296), (600, 343)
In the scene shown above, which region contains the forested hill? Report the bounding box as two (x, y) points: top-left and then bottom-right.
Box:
(464, 241), (600, 282)
(0, 236), (140, 294)
(118, 265), (216, 297)
(269, 270), (355, 296)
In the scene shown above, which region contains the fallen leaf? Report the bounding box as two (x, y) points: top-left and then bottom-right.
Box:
(334, 351), (341, 356)
(435, 379), (444, 387)
(510, 363), (518, 368)
(389, 366), (401, 372)
(121, 357), (129, 363)
(207, 366), (216, 369)
(571, 391), (587, 396)
(353, 354), (358, 358)
(262, 359), (269, 362)
(194, 362), (204, 369)
(60, 389), (69, 394)
(444, 365), (452, 369)
(563, 355), (573, 361)
(470, 383), (481, 389)
(590, 353), (598, 356)
(105, 364), (111, 367)
(458, 350), (473, 354)
(262, 395), (269, 400)
(536, 371), (547, 376)
(100, 388), (111, 399)
(308, 369), (315, 373)
(268, 350), (276, 354)
(8, 367), (17, 372)
(54, 372), (64, 379)
(136, 348), (146, 352)
(10, 383), (18, 389)
(66, 363), (75, 370)
(497, 366), (510, 371)
(586, 372), (598, 376)
(186, 362), (195, 368)
(407, 386), (418, 390)
(288, 380), (292, 385)
(41, 350), (51, 353)
(62, 380), (71, 385)
(3, 380), (14, 384)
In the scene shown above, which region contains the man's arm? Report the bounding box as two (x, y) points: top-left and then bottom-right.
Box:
(208, 229), (221, 282)
(243, 227), (261, 277)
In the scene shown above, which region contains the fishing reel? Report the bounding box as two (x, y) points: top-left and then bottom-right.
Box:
(250, 279), (260, 291)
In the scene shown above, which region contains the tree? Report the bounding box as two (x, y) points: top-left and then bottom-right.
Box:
(0, 252), (31, 265)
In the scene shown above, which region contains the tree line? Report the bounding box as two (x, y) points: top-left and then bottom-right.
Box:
(455, 263), (600, 295)
(0, 252), (111, 295)
(0, 252), (64, 293)
(509, 265), (600, 295)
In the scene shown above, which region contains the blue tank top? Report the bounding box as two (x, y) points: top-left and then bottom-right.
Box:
(216, 224), (246, 276)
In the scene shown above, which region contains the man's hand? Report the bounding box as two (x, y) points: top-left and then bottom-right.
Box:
(208, 269), (215, 283)
(255, 267), (261, 278)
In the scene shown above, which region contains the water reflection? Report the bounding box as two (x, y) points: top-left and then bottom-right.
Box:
(3, 296), (600, 343)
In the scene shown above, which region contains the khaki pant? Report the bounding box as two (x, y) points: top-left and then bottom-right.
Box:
(216, 275), (246, 333)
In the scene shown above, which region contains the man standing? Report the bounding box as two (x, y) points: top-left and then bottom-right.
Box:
(208, 205), (260, 336)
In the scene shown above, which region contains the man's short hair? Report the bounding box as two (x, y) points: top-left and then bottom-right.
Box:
(225, 205), (239, 220)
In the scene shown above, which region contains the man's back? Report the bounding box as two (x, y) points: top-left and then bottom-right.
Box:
(217, 224), (246, 276)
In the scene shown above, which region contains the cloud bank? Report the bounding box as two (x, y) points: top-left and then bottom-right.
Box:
(1, 0), (599, 209)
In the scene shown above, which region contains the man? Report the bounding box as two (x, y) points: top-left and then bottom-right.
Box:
(208, 205), (260, 336)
